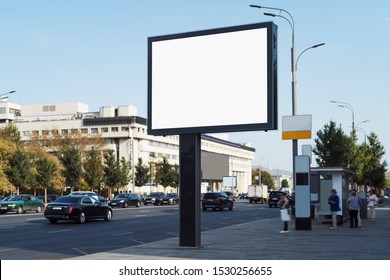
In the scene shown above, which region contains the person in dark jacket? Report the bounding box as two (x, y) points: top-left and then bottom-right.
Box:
(328, 189), (341, 229)
(278, 193), (290, 233)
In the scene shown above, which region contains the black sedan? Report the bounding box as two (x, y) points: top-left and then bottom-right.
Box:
(202, 192), (233, 211)
(161, 193), (179, 205)
(108, 193), (142, 208)
(44, 195), (113, 224)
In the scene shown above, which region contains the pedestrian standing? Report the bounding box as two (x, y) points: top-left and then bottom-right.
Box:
(367, 190), (378, 222)
(278, 193), (290, 233)
(347, 190), (361, 228)
(328, 189), (341, 229)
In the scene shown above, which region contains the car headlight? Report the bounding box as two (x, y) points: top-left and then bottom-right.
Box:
(8, 204), (15, 207)
(119, 200), (124, 203)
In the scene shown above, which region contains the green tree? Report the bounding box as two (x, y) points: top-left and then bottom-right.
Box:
(313, 121), (353, 167)
(170, 164), (180, 192)
(252, 169), (275, 189)
(134, 158), (150, 192)
(118, 157), (132, 189)
(36, 156), (58, 202)
(0, 137), (17, 195)
(365, 132), (387, 189)
(281, 179), (289, 189)
(5, 149), (31, 194)
(103, 150), (120, 198)
(0, 123), (21, 146)
(83, 147), (103, 192)
(59, 146), (82, 192)
(156, 157), (174, 191)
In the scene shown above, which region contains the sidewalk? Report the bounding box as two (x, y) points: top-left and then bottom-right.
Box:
(72, 205), (390, 260)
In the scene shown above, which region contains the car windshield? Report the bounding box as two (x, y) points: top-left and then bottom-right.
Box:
(54, 196), (82, 203)
(8, 195), (24, 201)
(149, 193), (162, 197)
(115, 194), (129, 199)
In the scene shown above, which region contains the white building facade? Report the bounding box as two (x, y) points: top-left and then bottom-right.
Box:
(0, 101), (255, 195)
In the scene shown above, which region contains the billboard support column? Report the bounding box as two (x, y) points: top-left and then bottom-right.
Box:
(179, 133), (201, 247)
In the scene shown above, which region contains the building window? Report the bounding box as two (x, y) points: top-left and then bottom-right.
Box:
(91, 128), (98, 134)
(61, 129), (68, 135)
(51, 130), (59, 135)
(101, 127), (108, 133)
(42, 130), (50, 136)
(111, 127), (118, 132)
(32, 130), (39, 136)
(71, 129), (79, 134)
(121, 126), (129, 132)
(22, 131), (30, 136)
(149, 152), (156, 158)
(0, 107), (6, 114)
(80, 128), (88, 134)
(43, 105), (56, 112)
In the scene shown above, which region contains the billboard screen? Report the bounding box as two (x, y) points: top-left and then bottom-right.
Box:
(148, 22), (277, 135)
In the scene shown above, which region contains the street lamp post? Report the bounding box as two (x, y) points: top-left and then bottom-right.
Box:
(250, 5), (324, 192)
(356, 120), (369, 144)
(330, 101), (355, 132)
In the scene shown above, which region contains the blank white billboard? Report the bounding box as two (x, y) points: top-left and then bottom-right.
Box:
(148, 22), (277, 135)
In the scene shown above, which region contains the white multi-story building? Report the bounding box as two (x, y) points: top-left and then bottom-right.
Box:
(0, 101), (255, 194)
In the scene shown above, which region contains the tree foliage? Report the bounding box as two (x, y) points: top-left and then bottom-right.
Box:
(252, 169), (274, 189)
(135, 158), (150, 191)
(313, 121), (353, 167)
(5, 149), (31, 194)
(156, 157), (174, 190)
(83, 147), (103, 192)
(0, 123), (21, 146)
(59, 146), (82, 191)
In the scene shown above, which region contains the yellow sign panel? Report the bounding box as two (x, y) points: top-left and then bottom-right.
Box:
(282, 131), (312, 140)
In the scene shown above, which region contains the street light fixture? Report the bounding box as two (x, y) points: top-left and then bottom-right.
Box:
(250, 4), (325, 192)
(330, 101), (355, 132)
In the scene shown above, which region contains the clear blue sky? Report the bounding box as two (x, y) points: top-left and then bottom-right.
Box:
(1, 0), (389, 171)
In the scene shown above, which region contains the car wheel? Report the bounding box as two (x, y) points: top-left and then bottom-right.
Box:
(144, 202), (148, 206)
(249, 200), (253, 204)
(77, 212), (86, 224)
(36, 206), (42, 213)
(17, 206), (23, 214)
(49, 218), (58, 224)
(268, 204), (272, 208)
(0, 212), (6, 215)
(202, 207), (207, 211)
(104, 209), (113, 221)
(123, 202), (128, 208)
(229, 204), (233, 211)
(136, 201), (141, 207)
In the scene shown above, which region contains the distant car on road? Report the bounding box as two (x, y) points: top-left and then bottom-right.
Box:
(161, 193), (179, 205)
(0, 194), (44, 214)
(223, 191), (237, 201)
(268, 191), (287, 208)
(202, 192), (233, 211)
(144, 192), (165, 205)
(44, 195), (113, 224)
(108, 193), (142, 208)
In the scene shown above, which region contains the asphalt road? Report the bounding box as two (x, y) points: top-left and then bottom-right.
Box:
(0, 200), (279, 260)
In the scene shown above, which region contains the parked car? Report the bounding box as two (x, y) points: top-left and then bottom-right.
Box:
(268, 191), (287, 208)
(161, 193), (179, 205)
(69, 191), (108, 204)
(44, 195), (113, 224)
(202, 192), (233, 211)
(144, 192), (165, 205)
(0, 194), (45, 214)
(108, 193), (142, 208)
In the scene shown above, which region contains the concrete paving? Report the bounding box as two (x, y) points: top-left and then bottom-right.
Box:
(72, 203), (390, 260)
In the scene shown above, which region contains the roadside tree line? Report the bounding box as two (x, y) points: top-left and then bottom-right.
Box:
(313, 121), (388, 190)
(0, 124), (179, 198)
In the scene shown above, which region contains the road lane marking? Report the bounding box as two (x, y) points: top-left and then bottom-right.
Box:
(134, 215), (147, 217)
(47, 229), (73, 234)
(0, 248), (18, 252)
(167, 232), (178, 236)
(110, 232), (133, 237)
(0, 226), (15, 229)
(26, 218), (46, 221)
(129, 239), (144, 244)
(73, 248), (88, 255)
(139, 210), (151, 213)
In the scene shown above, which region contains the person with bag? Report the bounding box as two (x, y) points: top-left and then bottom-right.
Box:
(367, 190), (379, 222)
(347, 190), (361, 228)
(328, 189), (341, 230)
(278, 193), (290, 233)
